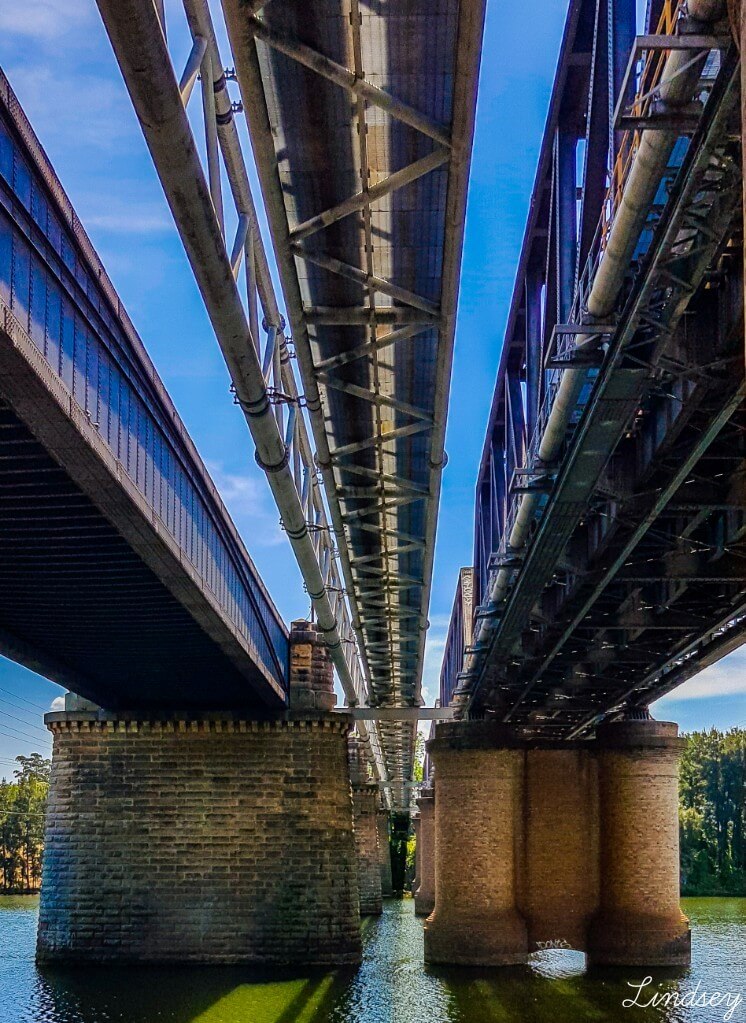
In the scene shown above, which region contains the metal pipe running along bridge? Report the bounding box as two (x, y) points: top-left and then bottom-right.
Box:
(4, 0), (745, 975)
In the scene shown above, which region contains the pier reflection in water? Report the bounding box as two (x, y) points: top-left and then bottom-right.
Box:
(1, 898), (743, 1022)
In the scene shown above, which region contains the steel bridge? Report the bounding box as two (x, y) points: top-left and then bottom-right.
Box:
(92, 0), (484, 807)
(441, 0), (745, 738)
(0, 70), (288, 710)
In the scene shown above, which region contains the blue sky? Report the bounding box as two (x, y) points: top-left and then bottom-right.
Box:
(0, 0), (743, 772)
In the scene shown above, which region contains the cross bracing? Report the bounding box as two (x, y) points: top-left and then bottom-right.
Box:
(94, 0), (485, 808)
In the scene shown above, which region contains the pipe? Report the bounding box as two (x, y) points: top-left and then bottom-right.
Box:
(93, 0), (389, 783)
(461, 0), (725, 707)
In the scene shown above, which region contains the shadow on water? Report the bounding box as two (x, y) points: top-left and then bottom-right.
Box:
(0, 896), (743, 1023)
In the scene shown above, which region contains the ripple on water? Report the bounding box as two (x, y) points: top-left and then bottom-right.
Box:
(0, 896), (743, 1023)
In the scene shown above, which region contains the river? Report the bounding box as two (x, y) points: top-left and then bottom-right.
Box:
(0, 897), (743, 1022)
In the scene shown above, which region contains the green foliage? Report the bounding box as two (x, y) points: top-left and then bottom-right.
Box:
(0, 753), (50, 893)
(679, 728), (745, 896)
(413, 731), (425, 784)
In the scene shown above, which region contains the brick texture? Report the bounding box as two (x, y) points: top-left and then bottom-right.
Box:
(424, 724), (528, 965)
(588, 720), (690, 966)
(36, 621), (364, 966)
(423, 718), (689, 967)
(348, 735), (383, 916)
(377, 811), (393, 897)
(520, 749), (599, 950)
(37, 716), (361, 965)
(414, 788), (434, 916)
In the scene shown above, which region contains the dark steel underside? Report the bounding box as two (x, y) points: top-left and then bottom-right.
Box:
(472, 47), (745, 738)
(0, 400), (261, 709)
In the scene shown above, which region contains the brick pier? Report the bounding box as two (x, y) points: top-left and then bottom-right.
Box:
(423, 717), (689, 967)
(36, 621), (362, 966)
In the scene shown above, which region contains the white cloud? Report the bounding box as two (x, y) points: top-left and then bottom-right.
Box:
(49, 695), (65, 711)
(86, 206), (172, 236)
(207, 463), (285, 549)
(0, 0), (90, 40)
(655, 650), (746, 704)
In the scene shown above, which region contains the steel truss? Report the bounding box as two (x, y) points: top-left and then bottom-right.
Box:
(449, 0), (745, 737)
(216, 0), (485, 807)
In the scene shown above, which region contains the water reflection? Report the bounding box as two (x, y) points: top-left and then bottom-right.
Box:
(0, 897), (743, 1023)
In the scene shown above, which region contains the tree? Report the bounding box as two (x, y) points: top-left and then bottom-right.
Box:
(0, 753), (50, 893)
(679, 728), (746, 896)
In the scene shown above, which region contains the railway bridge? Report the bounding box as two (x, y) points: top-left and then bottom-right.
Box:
(0, 0), (742, 972)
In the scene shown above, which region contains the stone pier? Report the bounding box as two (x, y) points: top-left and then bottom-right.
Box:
(412, 814), (421, 898)
(36, 621), (362, 966)
(377, 809), (394, 897)
(423, 717), (689, 968)
(414, 786), (435, 916)
(348, 734), (383, 916)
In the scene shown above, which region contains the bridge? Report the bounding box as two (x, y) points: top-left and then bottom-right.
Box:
(0, 69), (287, 710)
(0, 0), (742, 975)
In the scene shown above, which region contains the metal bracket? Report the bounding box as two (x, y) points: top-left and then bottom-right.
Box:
(266, 387), (307, 407)
(613, 31), (730, 134)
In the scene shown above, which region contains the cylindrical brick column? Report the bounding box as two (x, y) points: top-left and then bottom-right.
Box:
(588, 719), (690, 966)
(412, 814), (421, 897)
(414, 786), (435, 916)
(377, 810), (394, 897)
(348, 734), (383, 916)
(424, 722), (528, 965)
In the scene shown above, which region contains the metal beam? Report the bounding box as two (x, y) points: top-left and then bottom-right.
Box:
(350, 707), (454, 721)
(248, 17), (452, 147)
(291, 246), (440, 315)
(304, 307), (438, 325)
(289, 148), (449, 242)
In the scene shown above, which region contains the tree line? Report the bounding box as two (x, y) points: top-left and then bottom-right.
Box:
(0, 753), (49, 893)
(679, 727), (745, 896)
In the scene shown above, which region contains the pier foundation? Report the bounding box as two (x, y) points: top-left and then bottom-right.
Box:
(36, 621), (362, 966)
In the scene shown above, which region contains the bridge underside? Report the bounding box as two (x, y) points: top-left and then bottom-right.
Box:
(0, 68), (288, 711)
(473, 52), (744, 738)
(222, 0), (484, 792)
(0, 399), (264, 709)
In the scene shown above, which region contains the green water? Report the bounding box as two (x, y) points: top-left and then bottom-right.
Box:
(0, 897), (743, 1022)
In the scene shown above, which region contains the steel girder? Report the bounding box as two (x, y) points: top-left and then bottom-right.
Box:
(447, 1), (745, 737)
(220, 0), (486, 807)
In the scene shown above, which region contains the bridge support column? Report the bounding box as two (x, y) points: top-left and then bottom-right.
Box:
(588, 719), (690, 966)
(348, 735), (383, 916)
(414, 786), (435, 917)
(377, 810), (393, 897)
(412, 813), (421, 897)
(424, 723), (528, 965)
(37, 621), (362, 966)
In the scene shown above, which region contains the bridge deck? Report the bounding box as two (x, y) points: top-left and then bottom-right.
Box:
(0, 70), (288, 708)
(222, 0), (485, 788)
